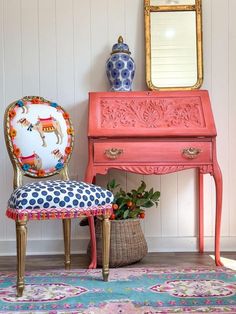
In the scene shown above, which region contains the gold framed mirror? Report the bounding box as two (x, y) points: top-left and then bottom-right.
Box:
(144, 0), (203, 91)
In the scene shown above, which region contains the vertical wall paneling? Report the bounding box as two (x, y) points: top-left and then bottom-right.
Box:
(21, 0), (39, 95)
(55, 0), (74, 103)
(38, 0), (57, 100)
(0, 0), (6, 240)
(107, 0), (125, 46)
(125, 0), (146, 91)
(0, 0), (236, 255)
(3, 0), (22, 103)
(211, 0), (229, 237)
(202, 0), (212, 90)
(73, 0), (91, 240)
(3, 0), (23, 241)
(160, 173), (178, 237)
(177, 169), (196, 237)
(201, 0), (214, 240)
(228, 0), (236, 236)
(203, 177), (214, 240)
(73, 0), (91, 182)
(90, 0), (109, 91)
(144, 174), (162, 239)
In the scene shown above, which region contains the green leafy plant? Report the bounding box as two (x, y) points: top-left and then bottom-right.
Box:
(107, 179), (160, 220)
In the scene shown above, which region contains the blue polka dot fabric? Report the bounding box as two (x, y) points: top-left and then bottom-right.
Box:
(6, 180), (114, 221)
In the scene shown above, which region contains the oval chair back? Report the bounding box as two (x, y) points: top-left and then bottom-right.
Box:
(4, 96), (74, 185)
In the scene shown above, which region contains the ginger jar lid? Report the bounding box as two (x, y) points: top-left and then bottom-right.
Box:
(111, 36), (131, 55)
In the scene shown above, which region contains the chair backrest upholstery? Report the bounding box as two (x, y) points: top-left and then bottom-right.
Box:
(4, 96), (74, 179)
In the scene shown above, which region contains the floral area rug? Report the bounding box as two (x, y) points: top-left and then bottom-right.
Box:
(0, 267), (236, 313)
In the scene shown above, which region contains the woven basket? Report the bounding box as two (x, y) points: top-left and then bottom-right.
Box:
(88, 218), (148, 267)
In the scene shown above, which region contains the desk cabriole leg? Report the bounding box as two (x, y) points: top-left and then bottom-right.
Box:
(198, 169), (204, 253)
(84, 169), (97, 269)
(84, 167), (94, 184)
(213, 162), (223, 266)
(63, 218), (71, 270)
(88, 216), (97, 269)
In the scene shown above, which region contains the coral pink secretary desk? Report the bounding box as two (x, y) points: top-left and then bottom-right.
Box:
(85, 90), (223, 267)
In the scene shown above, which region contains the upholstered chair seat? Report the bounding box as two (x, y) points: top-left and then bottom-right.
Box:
(7, 180), (113, 220)
(4, 96), (113, 297)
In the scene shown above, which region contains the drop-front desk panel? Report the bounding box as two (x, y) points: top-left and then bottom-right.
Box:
(85, 90), (223, 267)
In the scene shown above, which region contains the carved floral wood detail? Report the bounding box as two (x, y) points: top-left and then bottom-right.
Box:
(100, 97), (205, 129)
(96, 164), (213, 176)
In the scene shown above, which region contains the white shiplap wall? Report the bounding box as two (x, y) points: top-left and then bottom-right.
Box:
(0, 0), (236, 255)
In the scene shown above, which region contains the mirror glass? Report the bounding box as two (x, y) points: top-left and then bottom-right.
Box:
(150, 11), (197, 88)
(145, 0), (203, 91)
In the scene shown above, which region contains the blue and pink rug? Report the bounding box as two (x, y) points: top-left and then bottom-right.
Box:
(0, 267), (236, 313)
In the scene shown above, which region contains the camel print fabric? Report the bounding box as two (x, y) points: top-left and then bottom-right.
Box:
(7, 97), (73, 177)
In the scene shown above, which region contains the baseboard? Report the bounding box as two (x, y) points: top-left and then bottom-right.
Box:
(146, 236), (236, 252)
(0, 238), (90, 256)
(0, 236), (235, 256)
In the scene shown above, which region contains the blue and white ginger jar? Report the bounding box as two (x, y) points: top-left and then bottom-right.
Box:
(106, 36), (135, 91)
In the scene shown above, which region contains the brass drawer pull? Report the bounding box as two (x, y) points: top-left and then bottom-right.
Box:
(182, 147), (202, 159)
(104, 148), (123, 159)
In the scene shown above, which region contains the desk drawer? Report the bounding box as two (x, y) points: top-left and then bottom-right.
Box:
(93, 141), (212, 163)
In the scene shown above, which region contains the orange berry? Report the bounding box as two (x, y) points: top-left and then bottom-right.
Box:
(112, 204), (119, 210)
(110, 213), (116, 220)
(139, 212), (145, 219)
(127, 201), (133, 208)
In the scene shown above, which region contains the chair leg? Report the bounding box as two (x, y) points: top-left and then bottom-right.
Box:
(63, 219), (71, 269)
(101, 214), (111, 281)
(16, 220), (27, 297)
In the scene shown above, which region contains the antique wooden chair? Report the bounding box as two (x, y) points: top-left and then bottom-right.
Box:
(4, 96), (113, 297)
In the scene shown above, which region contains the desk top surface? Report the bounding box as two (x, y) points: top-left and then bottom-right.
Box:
(88, 90), (217, 138)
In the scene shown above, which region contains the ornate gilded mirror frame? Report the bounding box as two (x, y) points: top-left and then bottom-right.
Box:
(144, 0), (203, 91)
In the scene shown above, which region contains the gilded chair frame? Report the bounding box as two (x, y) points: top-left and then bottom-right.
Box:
(4, 96), (111, 297)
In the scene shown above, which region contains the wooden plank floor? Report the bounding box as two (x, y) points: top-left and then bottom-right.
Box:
(1, 252), (236, 271)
